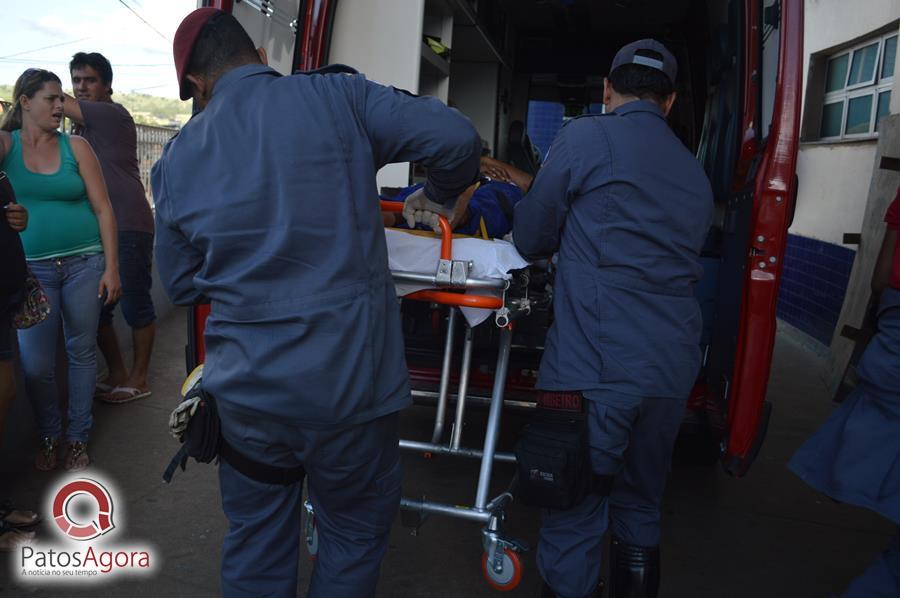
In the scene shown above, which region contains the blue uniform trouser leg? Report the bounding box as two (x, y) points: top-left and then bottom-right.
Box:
(306, 415), (401, 598)
(608, 398), (686, 547)
(217, 411), (401, 598)
(219, 459), (303, 598)
(537, 395), (685, 598)
(844, 526), (900, 597)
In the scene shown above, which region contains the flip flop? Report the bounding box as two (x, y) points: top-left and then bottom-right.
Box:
(93, 381), (115, 398)
(98, 386), (152, 405)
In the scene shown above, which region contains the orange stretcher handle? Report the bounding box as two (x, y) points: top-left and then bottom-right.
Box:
(380, 200), (452, 260)
(381, 200), (501, 311)
(406, 290), (503, 310)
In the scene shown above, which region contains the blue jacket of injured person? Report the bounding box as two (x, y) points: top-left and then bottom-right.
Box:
(383, 180), (524, 238)
(152, 64), (480, 427)
(513, 100), (714, 400)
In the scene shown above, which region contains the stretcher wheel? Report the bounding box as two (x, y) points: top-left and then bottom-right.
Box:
(481, 547), (522, 592)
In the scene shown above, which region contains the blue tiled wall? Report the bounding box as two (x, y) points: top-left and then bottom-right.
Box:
(777, 234), (856, 345)
(526, 101), (564, 160)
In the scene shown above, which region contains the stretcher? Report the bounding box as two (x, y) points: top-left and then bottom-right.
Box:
(305, 202), (538, 591)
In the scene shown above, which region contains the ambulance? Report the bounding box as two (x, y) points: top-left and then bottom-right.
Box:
(186, 0), (803, 479)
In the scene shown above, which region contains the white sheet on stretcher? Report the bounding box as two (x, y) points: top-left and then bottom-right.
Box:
(384, 228), (530, 327)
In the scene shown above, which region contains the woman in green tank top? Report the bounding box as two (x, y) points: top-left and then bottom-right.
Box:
(0, 69), (121, 472)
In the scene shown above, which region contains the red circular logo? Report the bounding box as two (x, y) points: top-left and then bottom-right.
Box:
(52, 478), (115, 541)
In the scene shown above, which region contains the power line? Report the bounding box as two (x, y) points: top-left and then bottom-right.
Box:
(0, 58), (169, 67)
(0, 37), (92, 60)
(128, 83), (173, 92)
(117, 0), (169, 42)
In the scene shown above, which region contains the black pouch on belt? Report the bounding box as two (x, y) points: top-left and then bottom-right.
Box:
(163, 388), (222, 483)
(163, 387), (306, 486)
(184, 390), (221, 463)
(514, 392), (591, 510)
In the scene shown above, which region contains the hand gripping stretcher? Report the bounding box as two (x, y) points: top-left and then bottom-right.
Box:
(305, 203), (539, 591)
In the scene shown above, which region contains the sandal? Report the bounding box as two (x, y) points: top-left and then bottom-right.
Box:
(64, 441), (90, 472)
(34, 436), (59, 471)
(0, 500), (40, 529)
(98, 386), (152, 404)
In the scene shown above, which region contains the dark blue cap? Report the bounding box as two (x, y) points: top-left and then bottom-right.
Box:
(610, 39), (677, 85)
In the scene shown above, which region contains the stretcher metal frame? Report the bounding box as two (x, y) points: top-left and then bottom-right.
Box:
(304, 204), (531, 590)
(382, 201), (529, 590)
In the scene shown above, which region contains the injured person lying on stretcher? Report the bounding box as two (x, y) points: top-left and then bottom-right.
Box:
(381, 156), (534, 239)
(380, 156), (537, 327)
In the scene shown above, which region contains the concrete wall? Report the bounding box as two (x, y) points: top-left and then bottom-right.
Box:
(802, 0), (899, 97)
(792, 1), (899, 244)
(792, 142), (881, 244)
(777, 2), (899, 348)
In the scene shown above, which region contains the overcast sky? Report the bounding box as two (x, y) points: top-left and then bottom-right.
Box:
(1, 0), (197, 100)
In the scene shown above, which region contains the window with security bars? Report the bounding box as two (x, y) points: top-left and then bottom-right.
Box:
(819, 32), (896, 140)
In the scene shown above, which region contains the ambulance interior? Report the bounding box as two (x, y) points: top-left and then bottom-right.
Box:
(333, 0), (777, 452)
(224, 0), (784, 460)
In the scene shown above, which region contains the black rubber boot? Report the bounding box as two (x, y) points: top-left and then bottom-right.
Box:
(608, 537), (660, 598)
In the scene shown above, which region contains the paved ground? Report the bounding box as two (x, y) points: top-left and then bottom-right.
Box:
(0, 308), (894, 597)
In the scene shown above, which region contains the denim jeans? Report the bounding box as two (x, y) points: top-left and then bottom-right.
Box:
(18, 253), (104, 443)
(99, 231), (156, 329)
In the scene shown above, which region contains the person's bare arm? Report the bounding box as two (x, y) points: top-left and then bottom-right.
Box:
(480, 156), (534, 192)
(69, 135), (121, 303)
(0, 130), (10, 162)
(872, 228), (898, 296)
(62, 93), (85, 125)
(5, 204), (27, 231)
(382, 211), (401, 227)
(0, 131), (26, 231)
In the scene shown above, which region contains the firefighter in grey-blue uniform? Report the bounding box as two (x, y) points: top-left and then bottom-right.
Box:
(514, 40), (713, 598)
(152, 9), (479, 598)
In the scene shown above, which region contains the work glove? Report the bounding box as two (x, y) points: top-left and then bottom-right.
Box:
(402, 188), (456, 233)
(169, 394), (202, 442)
(169, 365), (204, 441)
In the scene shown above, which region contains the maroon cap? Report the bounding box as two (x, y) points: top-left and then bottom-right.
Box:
(173, 7), (222, 101)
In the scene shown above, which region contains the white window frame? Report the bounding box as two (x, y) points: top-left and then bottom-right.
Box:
(844, 40), (881, 91)
(875, 88), (894, 132)
(819, 31), (896, 141)
(843, 87), (876, 137)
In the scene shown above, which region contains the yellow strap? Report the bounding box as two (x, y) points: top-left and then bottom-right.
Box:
(479, 217), (489, 240)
